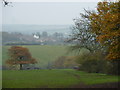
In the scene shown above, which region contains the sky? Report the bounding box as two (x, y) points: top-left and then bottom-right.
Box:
(2, 1), (98, 25)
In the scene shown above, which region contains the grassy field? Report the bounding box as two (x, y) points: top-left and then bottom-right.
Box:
(2, 69), (119, 88)
(2, 45), (119, 88)
(2, 45), (76, 68)
(0, 70), (1, 89)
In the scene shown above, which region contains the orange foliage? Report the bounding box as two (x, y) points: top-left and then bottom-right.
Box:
(89, 1), (120, 60)
(6, 46), (37, 65)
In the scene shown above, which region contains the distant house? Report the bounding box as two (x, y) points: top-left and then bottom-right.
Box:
(33, 35), (40, 39)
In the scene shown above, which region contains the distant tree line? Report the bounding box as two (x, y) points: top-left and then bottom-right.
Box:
(2, 31), (68, 45)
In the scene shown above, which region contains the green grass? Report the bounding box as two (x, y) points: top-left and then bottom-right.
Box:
(2, 69), (119, 88)
(2, 45), (119, 88)
(0, 70), (1, 89)
(2, 45), (74, 67)
(2, 45), (89, 68)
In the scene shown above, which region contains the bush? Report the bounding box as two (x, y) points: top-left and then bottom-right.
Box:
(81, 59), (107, 73)
(105, 60), (120, 75)
(53, 56), (78, 69)
(76, 52), (107, 73)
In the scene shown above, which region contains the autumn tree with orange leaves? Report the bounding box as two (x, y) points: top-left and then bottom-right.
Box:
(89, 1), (120, 61)
(89, 1), (120, 75)
(6, 46), (37, 70)
(68, 0), (119, 74)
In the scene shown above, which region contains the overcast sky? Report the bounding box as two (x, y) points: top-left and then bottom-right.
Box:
(2, 2), (98, 25)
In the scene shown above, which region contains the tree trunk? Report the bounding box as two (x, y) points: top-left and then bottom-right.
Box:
(20, 64), (23, 70)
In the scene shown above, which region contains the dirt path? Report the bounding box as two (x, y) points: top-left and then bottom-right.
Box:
(64, 71), (119, 88)
(70, 82), (119, 88)
(64, 71), (80, 79)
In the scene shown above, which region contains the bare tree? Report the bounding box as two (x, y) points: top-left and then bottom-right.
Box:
(66, 10), (105, 54)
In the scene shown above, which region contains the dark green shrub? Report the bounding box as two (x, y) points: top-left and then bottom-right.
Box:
(105, 60), (120, 75)
(80, 58), (107, 73)
(76, 52), (107, 73)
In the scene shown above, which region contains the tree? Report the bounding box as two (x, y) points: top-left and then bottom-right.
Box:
(6, 46), (37, 70)
(67, 10), (104, 53)
(53, 56), (66, 69)
(68, 0), (119, 60)
(89, 1), (120, 61)
(42, 31), (48, 38)
(76, 52), (107, 73)
(87, 1), (120, 75)
(66, 0), (119, 74)
(53, 56), (78, 69)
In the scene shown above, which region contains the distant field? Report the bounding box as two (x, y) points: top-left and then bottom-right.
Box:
(2, 45), (77, 68)
(2, 69), (119, 88)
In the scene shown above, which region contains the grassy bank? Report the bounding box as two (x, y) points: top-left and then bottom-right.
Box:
(2, 69), (119, 88)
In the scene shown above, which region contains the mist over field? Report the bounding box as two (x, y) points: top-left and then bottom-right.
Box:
(2, 24), (71, 35)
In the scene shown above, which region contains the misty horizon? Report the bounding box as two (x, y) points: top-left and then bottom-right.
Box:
(2, 24), (72, 35)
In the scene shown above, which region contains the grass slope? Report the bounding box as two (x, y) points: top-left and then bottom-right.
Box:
(2, 69), (119, 88)
(2, 45), (74, 67)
